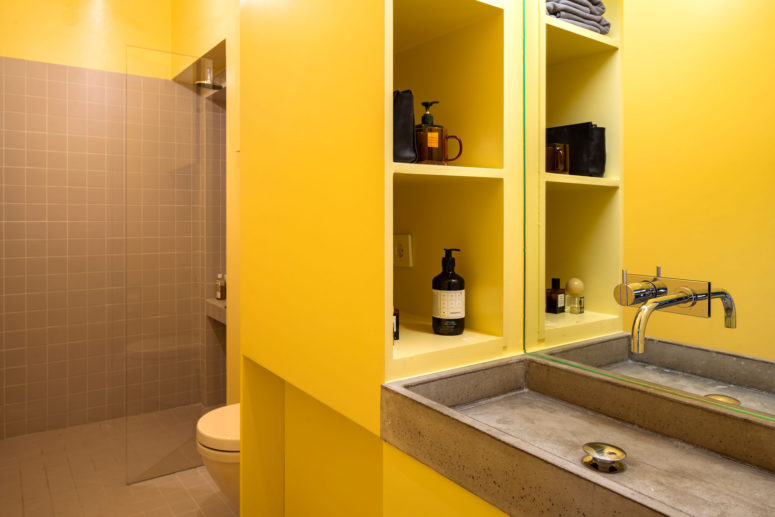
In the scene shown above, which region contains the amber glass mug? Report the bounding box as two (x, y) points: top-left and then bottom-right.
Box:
(416, 127), (463, 165)
(545, 143), (569, 173)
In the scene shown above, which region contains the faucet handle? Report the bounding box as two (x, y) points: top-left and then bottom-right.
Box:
(613, 278), (669, 306)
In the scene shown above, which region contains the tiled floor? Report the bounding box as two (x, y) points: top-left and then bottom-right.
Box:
(0, 416), (237, 517)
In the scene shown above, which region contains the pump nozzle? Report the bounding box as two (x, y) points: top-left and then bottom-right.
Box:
(421, 101), (439, 125)
(442, 248), (460, 270)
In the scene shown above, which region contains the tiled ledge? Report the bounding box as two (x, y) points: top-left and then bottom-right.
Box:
(206, 298), (227, 325)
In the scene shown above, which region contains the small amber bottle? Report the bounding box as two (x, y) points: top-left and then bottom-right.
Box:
(546, 277), (565, 314)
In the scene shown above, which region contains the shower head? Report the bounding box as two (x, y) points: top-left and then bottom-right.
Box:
(195, 80), (223, 90)
(195, 57), (223, 90)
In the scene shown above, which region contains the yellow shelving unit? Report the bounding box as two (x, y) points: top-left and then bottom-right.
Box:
(526, 0), (624, 351)
(385, 0), (522, 380)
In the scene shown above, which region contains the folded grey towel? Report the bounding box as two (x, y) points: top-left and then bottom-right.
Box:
(546, 1), (611, 34)
(546, 1), (605, 23)
(555, 11), (611, 34)
(564, 0), (606, 15)
(553, 14), (605, 34)
(555, 0), (590, 13)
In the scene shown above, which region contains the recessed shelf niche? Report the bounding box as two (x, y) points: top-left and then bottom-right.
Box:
(393, 0), (504, 169)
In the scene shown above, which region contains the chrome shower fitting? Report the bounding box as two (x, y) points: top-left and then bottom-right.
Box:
(613, 267), (737, 354)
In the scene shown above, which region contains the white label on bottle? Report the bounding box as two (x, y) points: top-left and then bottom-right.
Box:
(558, 294), (565, 308)
(433, 289), (465, 319)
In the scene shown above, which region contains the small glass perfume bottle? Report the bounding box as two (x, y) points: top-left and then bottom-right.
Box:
(546, 277), (565, 314)
(566, 277), (585, 314)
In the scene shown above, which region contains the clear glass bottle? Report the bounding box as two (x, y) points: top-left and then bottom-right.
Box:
(566, 277), (585, 314)
(215, 273), (227, 300)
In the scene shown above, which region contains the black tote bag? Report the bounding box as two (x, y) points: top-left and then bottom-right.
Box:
(393, 90), (417, 163)
(546, 122), (606, 177)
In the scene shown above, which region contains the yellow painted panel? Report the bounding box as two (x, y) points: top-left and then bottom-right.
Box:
(0, 0), (172, 74)
(241, 358), (285, 516)
(623, 1), (775, 360)
(170, 0), (242, 403)
(240, 0), (385, 434)
(285, 384), (382, 517)
(383, 443), (507, 517)
(171, 0), (235, 60)
(394, 11), (504, 169)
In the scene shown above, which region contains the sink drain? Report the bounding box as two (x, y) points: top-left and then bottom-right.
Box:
(581, 442), (627, 473)
(705, 394), (741, 405)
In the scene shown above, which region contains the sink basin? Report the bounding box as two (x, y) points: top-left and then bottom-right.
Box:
(382, 355), (775, 516)
(545, 333), (775, 419)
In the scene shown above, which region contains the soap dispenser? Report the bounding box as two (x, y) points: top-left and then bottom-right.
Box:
(432, 248), (465, 335)
(415, 101), (463, 165)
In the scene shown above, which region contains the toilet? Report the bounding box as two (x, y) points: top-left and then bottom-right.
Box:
(196, 403), (240, 506)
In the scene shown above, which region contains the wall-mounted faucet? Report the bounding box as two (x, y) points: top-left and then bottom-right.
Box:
(613, 267), (737, 354)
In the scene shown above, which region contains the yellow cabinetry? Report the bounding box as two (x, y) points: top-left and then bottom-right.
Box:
(241, 0), (522, 513)
(525, 0), (624, 351)
(387, 0), (522, 381)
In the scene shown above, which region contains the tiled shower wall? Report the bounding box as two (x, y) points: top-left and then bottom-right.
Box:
(0, 56), (227, 439)
(0, 57), (127, 438)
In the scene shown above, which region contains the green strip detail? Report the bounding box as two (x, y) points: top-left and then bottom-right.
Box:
(521, 0), (527, 350)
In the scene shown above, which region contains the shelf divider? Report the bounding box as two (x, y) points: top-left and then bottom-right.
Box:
(544, 310), (621, 347)
(542, 172), (620, 190)
(394, 162), (504, 180)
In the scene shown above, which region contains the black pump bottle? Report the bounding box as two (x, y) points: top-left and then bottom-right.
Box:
(432, 248), (465, 335)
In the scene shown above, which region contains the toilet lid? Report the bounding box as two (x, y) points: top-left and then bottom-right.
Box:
(197, 403), (240, 452)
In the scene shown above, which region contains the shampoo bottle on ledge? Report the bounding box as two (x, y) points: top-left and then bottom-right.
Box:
(432, 248), (465, 335)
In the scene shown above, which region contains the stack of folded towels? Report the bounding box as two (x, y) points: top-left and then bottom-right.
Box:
(546, 0), (610, 35)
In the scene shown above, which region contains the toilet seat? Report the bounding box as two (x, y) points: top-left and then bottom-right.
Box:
(197, 403), (240, 452)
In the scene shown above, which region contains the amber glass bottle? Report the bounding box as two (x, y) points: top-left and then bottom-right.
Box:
(415, 101), (462, 165)
(546, 277), (565, 314)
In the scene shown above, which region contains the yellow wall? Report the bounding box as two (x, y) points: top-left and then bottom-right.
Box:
(285, 384), (382, 517)
(383, 444), (507, 517)
(170, 0), (242, 403)
(623, 1), (775, 360)
(241, 359), (285, 516)
(239, 0), (385, 434)
(0, 0), (171, 73)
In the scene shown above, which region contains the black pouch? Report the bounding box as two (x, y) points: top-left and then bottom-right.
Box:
(393, 89), (417, 163)
(546, 122), (605, 176)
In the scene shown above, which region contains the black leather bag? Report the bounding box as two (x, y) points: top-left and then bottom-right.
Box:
(546, 122), (605, 177)
(393, 90), (417, 163)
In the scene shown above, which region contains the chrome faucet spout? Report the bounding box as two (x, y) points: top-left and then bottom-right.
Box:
(717, 290), (737, 329)
(631, 289), (695, 354)
(616, 269), (737, 354)
(710, 289), (737, 328)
